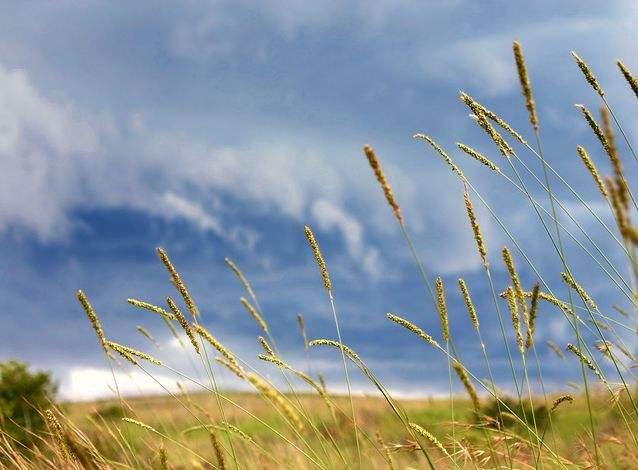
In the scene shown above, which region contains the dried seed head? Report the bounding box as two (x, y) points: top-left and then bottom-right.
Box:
(136, 325), (156, 344)
(607, 177), (629, 234)
(308, 339), (362, 363)
(363, 144), (404, 223)
(157, 247), (199, 318)
(576, 145), (608, 198)
(457, 143), (500, 172)
(566, 343), (605, 382)
(297, 313), (308, 349)
(460, 94), (515, 156)
(195, 324), (241, 374)
(258, 353), (286, 367)
(209, 430), (226, 470)
(258, 336), (274, 356)
(435, 277), (450, 342)
(107, 341), (162, 365)
(458, 279), (479, 329)
(460, 92), (525, 144)
(224, 257), (257, 301)
(594, 340), (614, 360)
(452, 361), (480, 412)
(408, 423), (450, 458)
(572, 51), (604, 96)
(215, 357), (245, 379)
(258, 354), (331, 408)
(501, 287), (573, 314)
(561, 271), (597, 309)
(414, 134), (464, 178)
(386, 313), (440, 348)
(44, 410), (72, 463)
(246, 373), (304, 432)
(159, 444), (168, 470)
(464, 191), (488, 266)
(546, 340), (565, 359)
(502, 247), (528, 323)
(575, 104), (609, 154)
(77, 290), (109, 354)
(108, 345), (138, 365)
(128, 298), (175, 320)
(304, 225), (332, 291)
(513, 41), (539, 131)
(166, 297), (200, 355)
(618, 60), (638, 99)
(122, 417), (161, 434)
(505, 287), (524, 353)
(221, 422), (253, 443)
(601, 107), (629, 208)
(240, 297), (268, 332)
(551, 394), (574, 412)
(525, 283), (540, 350)
(375, 431), (396, 470)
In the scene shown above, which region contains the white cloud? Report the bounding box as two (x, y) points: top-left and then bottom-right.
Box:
(311, 198), (382, 279)
(160, 191), (223, 233)
(60, 367), (179, 401)
(0, 65), (99, 240)
(0, 39), (504, 278)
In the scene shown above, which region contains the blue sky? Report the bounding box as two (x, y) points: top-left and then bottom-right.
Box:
(1, 1), (638, 400)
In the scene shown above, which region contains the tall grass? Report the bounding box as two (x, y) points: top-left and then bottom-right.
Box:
(4, 41), (638, 469)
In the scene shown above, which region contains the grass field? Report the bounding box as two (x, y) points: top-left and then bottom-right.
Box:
(58, 388), (624, 469)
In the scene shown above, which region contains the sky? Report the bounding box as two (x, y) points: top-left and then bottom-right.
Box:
(1, 0), (638, 400)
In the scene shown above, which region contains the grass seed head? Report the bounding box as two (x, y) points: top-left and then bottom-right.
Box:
(617, 60), (638, 99)
(414, 134), (465, 178)
(464, 191), (488, 266)
(386, 313), (440, 348)
(513, 41), (539, 130)
(128, 298), (175, 320)
(308, 339), (362, 363)
(572, 51), (604, 96)
(195, 324), (241, 373)
(167, 297), (200, 355)
(157, 247), (199, 318)
(505, 287), (524, 353)
(525, 283), (541, 349)
(258, 336), (274, 356)
(363, 144), (404, 223)
(575, 104), (610, 155)
(122, 417), (161, 434)
(457, 142), (500, 172)
(566, 343), (605, 382)
(408, 422), (450, 458)
(576, 145), (608, 198)
(209, 430), (226, 470)
(246, 373), (304, 432)
(77, 290), (109, 354)
(458, 279), (479, 329)
(107, 341), (162, 365)
(240, 297), (268, 332)
(224, 257), (257, 301)
(304, 225), (332, 291)
(502, 247), (528, 322)
(601, 106), (629, 208)
(561, 271), (597, 309)
(435, 277), (450, 342)
(551, 395), (574, 412)
(452, 360), (480, 412)
(44, 410), (73, 463)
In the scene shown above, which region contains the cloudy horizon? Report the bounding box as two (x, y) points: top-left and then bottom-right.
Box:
(1, 0), (637, 400)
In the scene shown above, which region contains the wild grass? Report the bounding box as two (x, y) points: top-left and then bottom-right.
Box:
(3, 40), (638, 469)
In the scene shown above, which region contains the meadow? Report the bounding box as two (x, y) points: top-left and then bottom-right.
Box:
(2, 41), (638, 468)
